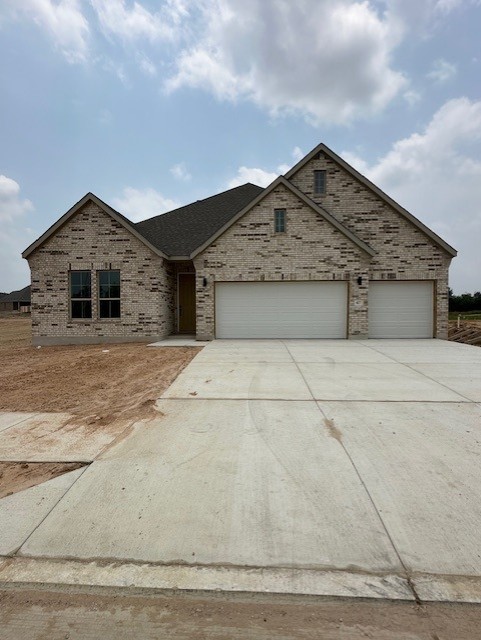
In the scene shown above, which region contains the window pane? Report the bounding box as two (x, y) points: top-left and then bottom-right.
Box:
(109, 285), (120, 299)
(99, 300), (109, 318)
(274, 209), (285, 232)
(98, 270), (120, 298)
(71, 300), (91, 319)
(99, 299), (120, 318)
(70, 271), (91, 298)
(314, 170), (326, 194)
(110, 300), (120, 318)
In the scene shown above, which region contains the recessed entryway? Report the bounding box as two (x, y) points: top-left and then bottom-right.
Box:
(178, 273), (196, 333)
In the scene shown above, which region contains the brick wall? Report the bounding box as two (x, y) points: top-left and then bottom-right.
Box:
(289, 152), (452, 337)
(194, 153), (452, 340)
(28, 201), (174, 345)
(194, 183), (371, 340)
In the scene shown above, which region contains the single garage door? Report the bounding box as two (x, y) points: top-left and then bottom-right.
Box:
(368, 281), (434, 338)
(215, 281), (348, 339)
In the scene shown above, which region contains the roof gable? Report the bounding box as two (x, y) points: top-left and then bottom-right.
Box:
(22, 193), (168, 260)
(192, 176), (375, 258)
(285, 142), (457, 257)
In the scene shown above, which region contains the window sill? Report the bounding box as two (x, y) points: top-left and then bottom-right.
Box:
(68, 318), (122, 323)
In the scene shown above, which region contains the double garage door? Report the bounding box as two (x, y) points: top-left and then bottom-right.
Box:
(215, 281), (434, 339)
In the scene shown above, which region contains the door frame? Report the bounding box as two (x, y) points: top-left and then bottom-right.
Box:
(177, 272), (196, 333)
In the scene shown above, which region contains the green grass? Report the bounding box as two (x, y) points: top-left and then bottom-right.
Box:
(449, 310), (481, 321)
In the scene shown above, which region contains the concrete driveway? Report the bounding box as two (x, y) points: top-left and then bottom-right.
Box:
(3, 339), (481, 602)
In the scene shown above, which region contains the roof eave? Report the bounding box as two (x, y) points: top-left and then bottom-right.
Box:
(189, 177), (285, 259)
(189, 176), (375, 259)
(284, 178), (376, 257)
(22, 193), (168, 260)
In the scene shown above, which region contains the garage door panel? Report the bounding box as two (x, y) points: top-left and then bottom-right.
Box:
(368, 282), (434, 339)
(215, 282), (347, 339)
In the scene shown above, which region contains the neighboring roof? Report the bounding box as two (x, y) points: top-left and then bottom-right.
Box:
(191, 176), (376, 258)
(285, 142), (457, 257)
(22, 193), (169, 260)
(1, 285), (31, 303)
(135, 183), (264, 257)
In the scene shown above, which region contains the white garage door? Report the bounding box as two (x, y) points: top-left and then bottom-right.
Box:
(368, 281), (434, 338)
(215, 281), (347, 339)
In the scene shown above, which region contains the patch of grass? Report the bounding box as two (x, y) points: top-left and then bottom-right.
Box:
(449, 310), (481, 321)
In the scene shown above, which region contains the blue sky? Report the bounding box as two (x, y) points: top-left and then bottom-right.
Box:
(0, 0), (480, 294)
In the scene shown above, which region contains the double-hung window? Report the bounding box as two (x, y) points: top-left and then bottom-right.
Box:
(70, 271), (92, 319)
(98, 270), (121, 318)
(274, 208), (286, 233)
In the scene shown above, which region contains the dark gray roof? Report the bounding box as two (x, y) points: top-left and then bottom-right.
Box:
(135, 183), (264, 257)
(1, 285), (31, 303)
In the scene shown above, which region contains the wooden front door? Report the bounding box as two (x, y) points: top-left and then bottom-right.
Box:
(178, 273), (196, 333)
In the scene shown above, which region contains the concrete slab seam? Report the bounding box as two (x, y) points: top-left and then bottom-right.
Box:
(362, 343), (476, 404)
(13, 465), (90, 556)
(282, 340), (422, 604)
(0, 412), (40, 435)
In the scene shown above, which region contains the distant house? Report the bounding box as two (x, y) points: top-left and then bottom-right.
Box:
(23, 142), (456, 345)
(0, 286), (31, 312)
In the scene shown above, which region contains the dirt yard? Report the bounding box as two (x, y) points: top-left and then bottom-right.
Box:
(0, 461), (86, 498)
(0, 317), (201, 422)
(1, 587), (481, 639)
(0, 318), (201, 496)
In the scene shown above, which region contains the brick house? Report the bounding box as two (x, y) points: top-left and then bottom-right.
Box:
(0, 286), (31, 313)
(22, 143), (456, 345)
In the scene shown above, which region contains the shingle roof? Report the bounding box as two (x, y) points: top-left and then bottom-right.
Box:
(1, 285), (31, 303)
(135, 183), (264, 257)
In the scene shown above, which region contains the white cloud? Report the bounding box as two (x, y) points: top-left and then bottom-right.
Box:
(403, 89), (422, 106)
(112, 187), (179, 222)
(0, 177), (35, 291)
(138, 54), (157, 76)
(228, 146), (304, 188)
(0, 226), (35, 293)
(166, 0), (407, 124)
(428, 58), (457, 83)
(102, 58), (129, 85)
(90, 0), (186, 43)
(0, 176), (34, 222)
(228, 167), (278, 189)
(341, 97), (481, 293)
(170, 162), (191, 181)
(3, 0), (89, 63)
(292, 146), (304, 163)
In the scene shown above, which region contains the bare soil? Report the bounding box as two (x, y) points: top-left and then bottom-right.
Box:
(0, 317), (200, 495)
(0, 317), (201, 422)
(1, 587), (481, 639)
(0, 461), (86, 498)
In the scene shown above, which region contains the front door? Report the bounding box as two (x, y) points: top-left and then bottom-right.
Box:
(178, 273), (196, 333)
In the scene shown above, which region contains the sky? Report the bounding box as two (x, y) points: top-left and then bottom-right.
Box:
(0, 0), (480, 294)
